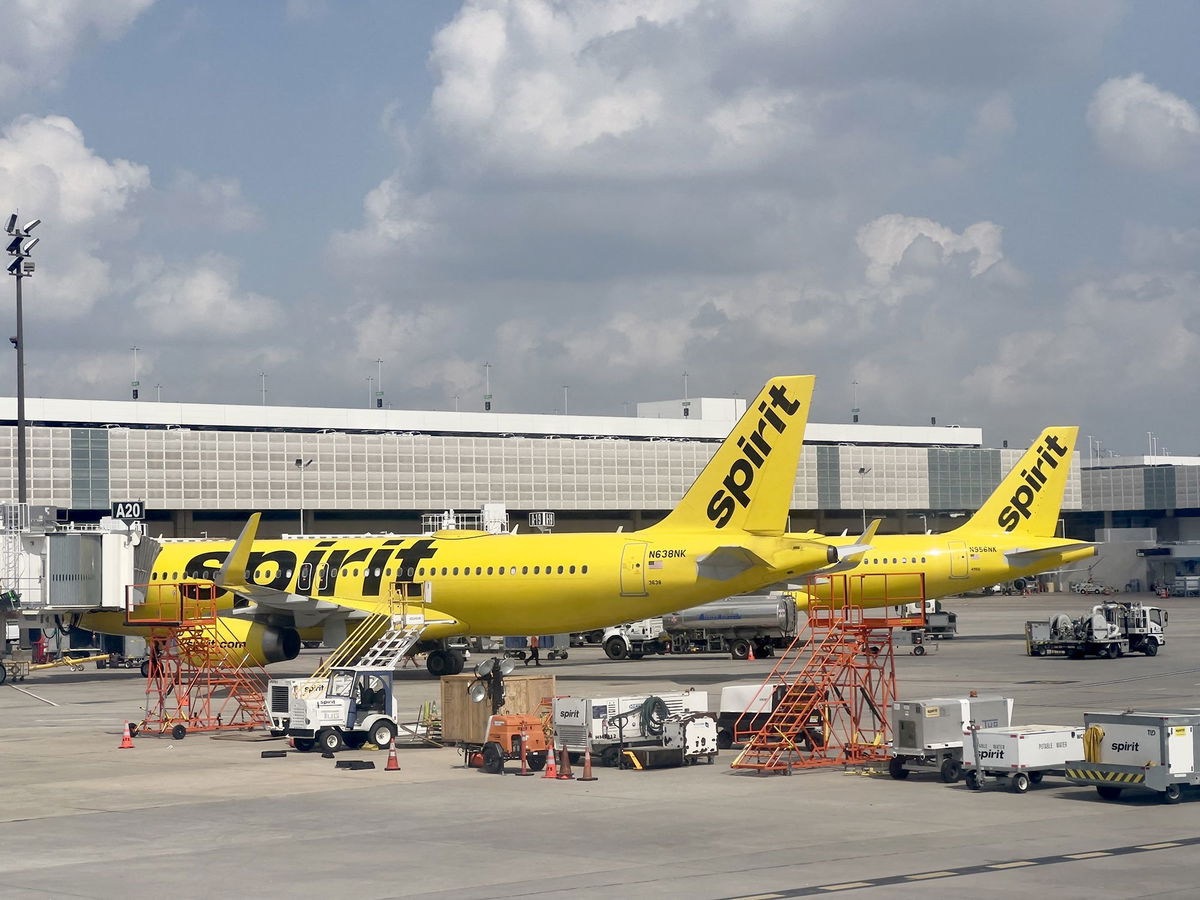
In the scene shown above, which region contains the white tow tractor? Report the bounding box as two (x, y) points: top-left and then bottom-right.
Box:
(287, 667), (402, 753)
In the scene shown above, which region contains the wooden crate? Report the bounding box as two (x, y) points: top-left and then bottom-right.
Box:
(440, 672), (556, 744)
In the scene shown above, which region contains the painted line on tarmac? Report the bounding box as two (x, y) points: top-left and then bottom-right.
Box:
(4, 684), (60, 706)
(720, 835), (1200, 898)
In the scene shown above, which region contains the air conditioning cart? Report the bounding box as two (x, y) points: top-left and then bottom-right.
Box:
(889, 696), (1013, 783)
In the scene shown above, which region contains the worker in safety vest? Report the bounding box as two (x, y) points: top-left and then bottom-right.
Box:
(524, 635), (542, 667)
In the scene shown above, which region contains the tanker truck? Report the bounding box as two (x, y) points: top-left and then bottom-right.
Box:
(602, 593), (798, 661)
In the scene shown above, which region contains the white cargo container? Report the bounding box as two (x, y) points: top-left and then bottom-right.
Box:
(888, 696), (1013, 783)
(1066, 709), (1200, 804)
(553, 690), (707, 766)
(963, 725), (1085, 794)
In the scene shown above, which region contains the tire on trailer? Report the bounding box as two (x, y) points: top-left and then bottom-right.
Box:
(1029, 771), (1044, 785)
(1010, 772), (1031, 794)
(526, 751), (547, 772)
(1161, 783), (1182, 804)
(940, 758), (962, 783)
(481, 741), (504, 774)
(888, 756), (909, 780)
(604, 636), (629, 660)
(965, 771), (980, 791)
(717, 729), (733, 750)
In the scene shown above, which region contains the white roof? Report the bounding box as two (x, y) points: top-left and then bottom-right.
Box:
(0, 396), (983, 447)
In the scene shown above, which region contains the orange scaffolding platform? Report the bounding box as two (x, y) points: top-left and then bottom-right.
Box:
(730, 573), (926, 775)
(125, 582), (269, 739)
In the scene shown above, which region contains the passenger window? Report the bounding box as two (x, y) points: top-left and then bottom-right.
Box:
(452, 567), (459, 575)
(487, 567), (494, 575)
(569, 565), (576, 574)
(533, 566), (540, 574)
(510, 567), (517, 575)
(441, 567), (448, 576)
(475, 567), (482, 575)
(522, 566), (528, 574)
(582, 565), (588, 574)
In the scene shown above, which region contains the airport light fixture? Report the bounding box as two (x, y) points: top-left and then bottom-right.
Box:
(295, 458), (313, 534)
(5, 214), (40, 506)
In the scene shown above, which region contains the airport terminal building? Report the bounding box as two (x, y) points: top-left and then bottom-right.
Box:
(1, 393), (1198, 590)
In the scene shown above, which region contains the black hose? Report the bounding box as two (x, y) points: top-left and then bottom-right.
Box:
(641, 696), (668, 736)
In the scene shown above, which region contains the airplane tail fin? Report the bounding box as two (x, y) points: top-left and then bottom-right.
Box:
(647, 375), (815, 536)
(959, 427), (1079, 537)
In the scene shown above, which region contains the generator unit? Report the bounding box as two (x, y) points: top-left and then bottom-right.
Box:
(1067, 709), (1200, 803)
(553, 690), (708, 766)
(889, 695), (1013, 782)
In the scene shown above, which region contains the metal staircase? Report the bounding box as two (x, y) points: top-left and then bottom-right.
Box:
(731, 573), (925, 775)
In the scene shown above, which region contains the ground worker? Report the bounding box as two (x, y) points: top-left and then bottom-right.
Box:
(525, 634), (542, 667)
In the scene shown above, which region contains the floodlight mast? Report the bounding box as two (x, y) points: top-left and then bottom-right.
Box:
(5, 214), (39, 506)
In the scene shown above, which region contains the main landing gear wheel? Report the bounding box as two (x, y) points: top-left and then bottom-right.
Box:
(426, 648), (465, 677)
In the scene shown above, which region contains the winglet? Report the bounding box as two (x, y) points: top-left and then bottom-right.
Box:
(215, 513), (260, 593)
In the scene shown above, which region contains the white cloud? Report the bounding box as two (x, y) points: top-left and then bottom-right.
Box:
(1087, 73), (1200, 171)
(131, 255), (282, 338)
(0, 115), (149, 225)
(857, 214), (1005, 286)
(0, 0), (156, 98)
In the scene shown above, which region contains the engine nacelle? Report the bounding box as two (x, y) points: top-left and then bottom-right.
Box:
(187, 618), (301, 667)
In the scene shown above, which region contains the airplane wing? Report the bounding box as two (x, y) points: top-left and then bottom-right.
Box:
(696, 546), (771, 581)
(213, 513), (465, 637)
(1005, 542), (1096, 565)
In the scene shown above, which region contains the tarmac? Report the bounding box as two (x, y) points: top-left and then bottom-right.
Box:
(2, 592), (1200, 899)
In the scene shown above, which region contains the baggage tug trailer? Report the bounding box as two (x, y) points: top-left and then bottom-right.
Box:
(1067, 710), (1200, 804)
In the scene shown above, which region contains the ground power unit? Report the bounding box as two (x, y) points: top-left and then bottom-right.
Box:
(888, 695), (1013, 782)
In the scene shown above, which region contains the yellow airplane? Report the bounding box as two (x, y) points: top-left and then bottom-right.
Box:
(80, 375), (854, 677)
(793, 427), (1095, 609)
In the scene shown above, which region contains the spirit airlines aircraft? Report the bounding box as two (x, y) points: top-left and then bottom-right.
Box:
(79, 375), (853, 677)
(795, 427), (1095, 609)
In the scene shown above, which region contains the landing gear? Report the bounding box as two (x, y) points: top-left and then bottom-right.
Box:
(426, 648), (466, 678)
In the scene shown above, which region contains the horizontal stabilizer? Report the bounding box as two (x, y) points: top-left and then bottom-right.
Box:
(1005, 542), (1096, 565)
(814, 518), (880, 574)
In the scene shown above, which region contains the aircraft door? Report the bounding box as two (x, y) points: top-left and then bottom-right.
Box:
(948, 540), (969, 579)
(620, 542), (648, 597)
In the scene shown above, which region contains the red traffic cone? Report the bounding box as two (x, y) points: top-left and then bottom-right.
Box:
(577, 744), (598, 782)
(556, 745), (575, 780)
(541, 743), (558, 779)
(747, 643), (756, 661)
(118, 721), (135, 750)
(385, 738), (401, 772)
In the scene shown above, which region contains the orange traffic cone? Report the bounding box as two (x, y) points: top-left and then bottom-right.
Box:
(557, 746), (575, 780)
(577, 744), (598, 782)
(385, 738), (401, 772)
(541, 743), (558, 779)
(747, 643), (756, 661)
(118, 721), (135, 750)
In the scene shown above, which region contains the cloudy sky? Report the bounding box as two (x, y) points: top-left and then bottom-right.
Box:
(1, 1), (1198, 454)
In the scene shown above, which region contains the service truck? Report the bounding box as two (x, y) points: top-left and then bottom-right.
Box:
(604, 593), (799, 661)
(1025, 601), (1167, 659)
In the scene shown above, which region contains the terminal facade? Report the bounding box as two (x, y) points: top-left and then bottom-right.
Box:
(1, 393), (1198, 589)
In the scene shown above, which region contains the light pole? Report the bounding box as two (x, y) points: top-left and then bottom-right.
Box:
(375, 358), (383, 408)
(856, 466), (871, 531)
(130, 346), (141, 400)
(295, 458), (313, 534)
(5, 214), (40, 506)
(483, 361), (492, 411)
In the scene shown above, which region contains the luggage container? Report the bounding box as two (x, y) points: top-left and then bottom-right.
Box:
(1066, 709), (1200, 804)
(889, 696), (1013, 782)
(963, 725), (1084, 793)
